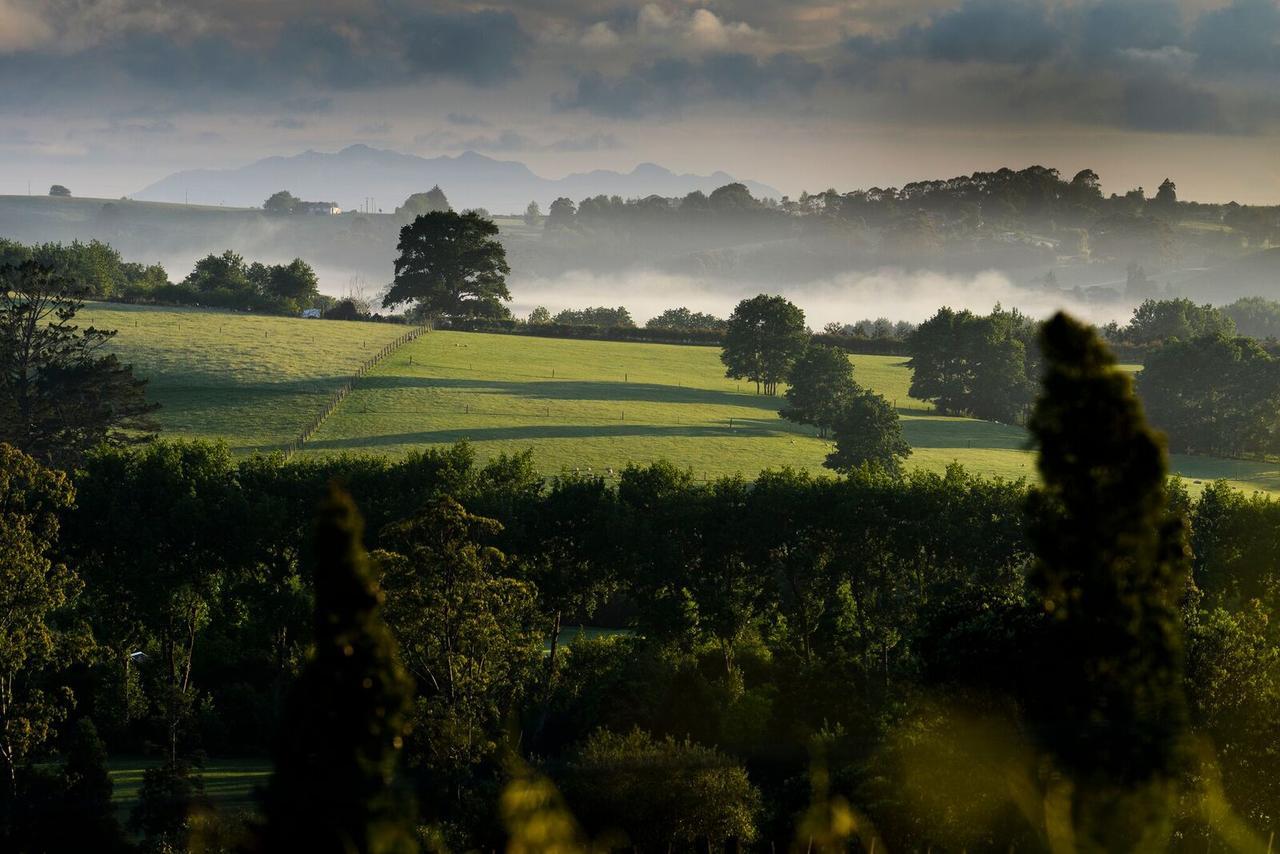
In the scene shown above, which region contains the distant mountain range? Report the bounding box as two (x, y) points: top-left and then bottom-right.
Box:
(133, 145), (781, 214)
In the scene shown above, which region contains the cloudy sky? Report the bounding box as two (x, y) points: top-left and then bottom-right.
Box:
(2, 0), (1279, 202)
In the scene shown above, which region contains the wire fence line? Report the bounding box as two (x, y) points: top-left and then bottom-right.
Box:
(281, 324), (429, 458)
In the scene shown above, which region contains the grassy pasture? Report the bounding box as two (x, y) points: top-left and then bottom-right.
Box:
(108, 757), (272, 825)
(304, 330), (1280, 495)
(79, 303), (409, 452)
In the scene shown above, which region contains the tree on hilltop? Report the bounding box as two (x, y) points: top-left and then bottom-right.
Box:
(396, 186), (452, 222)
(382, 211), (511, 318)
(263, 190), (299, 213)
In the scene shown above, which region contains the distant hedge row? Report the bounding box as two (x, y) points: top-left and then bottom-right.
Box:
(438, 317), (909, 355)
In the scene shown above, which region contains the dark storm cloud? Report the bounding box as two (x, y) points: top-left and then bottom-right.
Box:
(833, 0), (1279, 134)
(914, 0), (1061, 65)
(0, 0), (1277, 139)
(0, 3), (529, 111)
(399, 8), (529, 85)
(1076, 0), (1184, 59)
(1191, 0), (1280, 72)
(557, 52), (823, 118)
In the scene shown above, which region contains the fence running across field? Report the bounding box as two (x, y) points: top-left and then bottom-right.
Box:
(282, 324), (429, 457)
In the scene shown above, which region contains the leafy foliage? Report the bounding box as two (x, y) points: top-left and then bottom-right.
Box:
(720, 294), (807, 396)
(1138, 334), (1280, 457)
(383, 211), (511, 318)
(824, 389), (911, 476)
(907, 305), (1035, 423)
(561, 728), (761, 849)
(0, 444), (78, 807)
(780, 344), (859, 438)
(0, 262), (158, 466)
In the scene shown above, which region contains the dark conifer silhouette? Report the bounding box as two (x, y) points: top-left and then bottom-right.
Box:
(1026, 312), (1190, 848)
(257, 485), (418, 854)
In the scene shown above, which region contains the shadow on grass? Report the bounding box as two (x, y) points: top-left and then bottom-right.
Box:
(356, 375), (788, 411)
(306, 420), (805, 450)
(902, 417), (1029, 450)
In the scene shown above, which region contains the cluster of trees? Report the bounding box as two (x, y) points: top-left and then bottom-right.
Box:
(0, 265), (158, 468)
(0, 239), (168, 301)
(1105, 297), (1236, 347)
(0, 239), (329, 316)
(5, 315), (1280, 849)
(907, 305), (1038, 423)
(171, 251), (322, 313)
(536, 166), (1279, 270)
(645, 307), (727, 332)
(394, 186), (451, 222)
(823, 317), (916, 341)
(719, 294), (909, 473)
(1139, 334), (1280, 458)
(529, 306), (636, 328)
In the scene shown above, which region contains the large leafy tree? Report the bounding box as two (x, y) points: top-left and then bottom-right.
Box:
(907, 306), (1034, 423)
(382, 211), (511, 318)
(258, 486), (418, 854)
(780, 344), (858, 437)
(1138, 333), (1280, 457)
(0, 443), (78, 805)
(374, 497), (543, 796)
(721, 294), (807, 395)
(68, 442), (249, 762)
(1024, 312), (1190, 848)
(1122, 298), (1234, 346)
(823, 389), (911, 476)
(267, 257), (320, 310)
(0, 261), (157, 468)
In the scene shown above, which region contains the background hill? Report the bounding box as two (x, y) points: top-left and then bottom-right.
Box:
(132, 145), (782, 214)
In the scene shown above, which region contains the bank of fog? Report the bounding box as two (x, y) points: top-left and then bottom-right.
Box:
(509, 269), (1133, 329)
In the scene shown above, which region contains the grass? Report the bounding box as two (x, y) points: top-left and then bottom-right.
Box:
(80, 303), (409, 452)
(303, 330), (1280, 495)
(108, 757), (272, 824)
(81, 307), (1280, 495)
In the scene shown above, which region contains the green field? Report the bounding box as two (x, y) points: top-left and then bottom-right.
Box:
(77, 305), (1280, 494)
(300, 329), (1280, 494)
(108, 757), (272, 824)
(79, 303), (409, 452)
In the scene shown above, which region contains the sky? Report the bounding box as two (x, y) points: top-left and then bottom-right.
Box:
(1, 0), (1279, 203)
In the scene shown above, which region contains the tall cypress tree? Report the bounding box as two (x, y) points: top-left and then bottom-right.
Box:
(1026, 312), (1190, 848)
(258, 485), (418, 854)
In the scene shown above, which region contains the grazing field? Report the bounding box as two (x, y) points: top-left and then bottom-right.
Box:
(304, 330), (1280, 495)
(108, 757), (271, 824)
(81, 303), (409, 452)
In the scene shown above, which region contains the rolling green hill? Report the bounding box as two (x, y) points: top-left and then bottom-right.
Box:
(79, 303), (409, 452)
(301, 329), (1280, 494)
(74, 304), (1280, 492)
